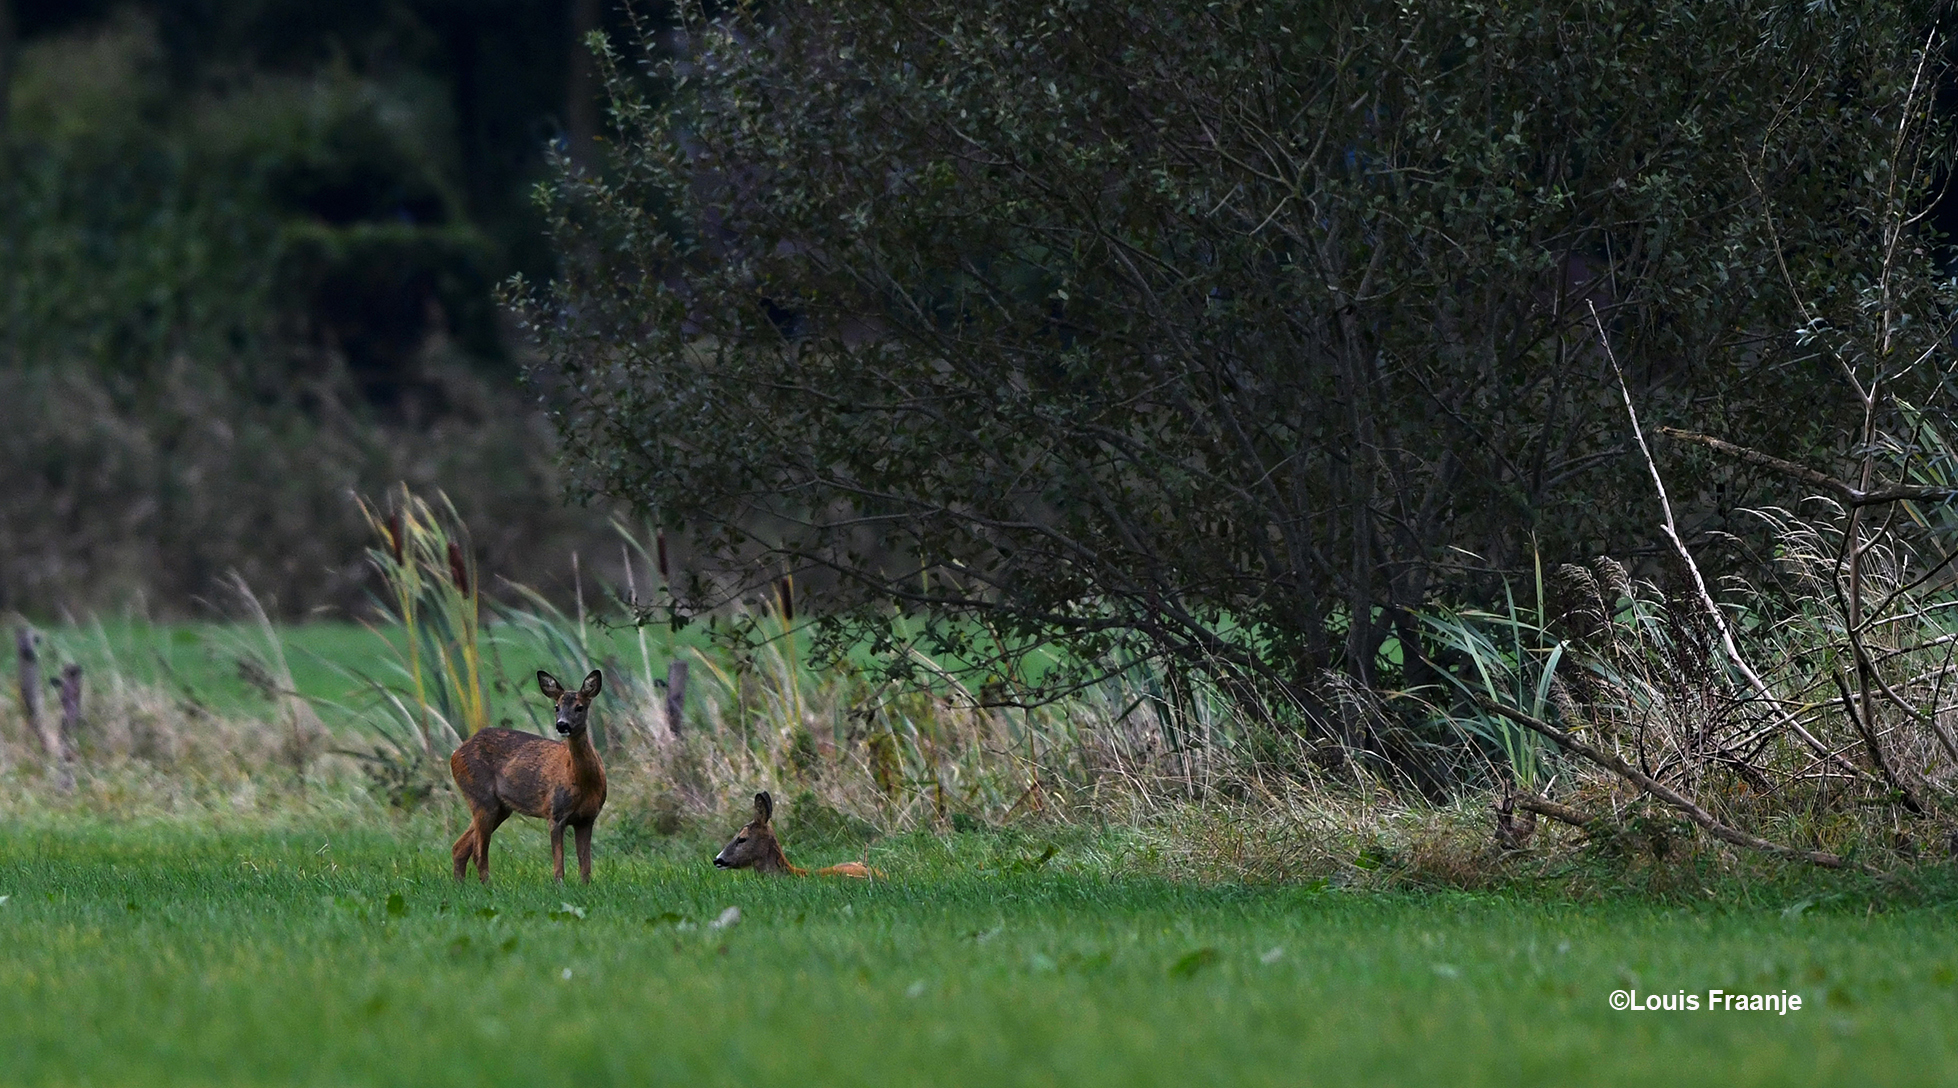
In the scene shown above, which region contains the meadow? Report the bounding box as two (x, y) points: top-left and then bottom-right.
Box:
(2, 818), (1956, 1087)
(36, 615), (680, 726)
(11, 4), (1958, 1083)
(7, 506), (1958, 1086)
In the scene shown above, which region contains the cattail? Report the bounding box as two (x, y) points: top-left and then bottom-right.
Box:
(656, 530), (669, 582)
(1596, 557), (1634, 611)
(447, 540), (470, 596)
(777, 577), (794, 624)
(386, 512), (405, 565)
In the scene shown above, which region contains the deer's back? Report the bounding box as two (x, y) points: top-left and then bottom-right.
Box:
(814, 861), (879, 879)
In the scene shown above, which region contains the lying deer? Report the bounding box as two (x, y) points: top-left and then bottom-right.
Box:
(449, 669), (607, 884)
(714, 791), (878, 878)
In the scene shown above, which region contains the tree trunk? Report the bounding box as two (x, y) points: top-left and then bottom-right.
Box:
(0, 0), (16, 137)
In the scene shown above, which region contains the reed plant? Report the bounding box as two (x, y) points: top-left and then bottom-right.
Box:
(1420, 565), (1563, 795)
(354, 486), (488, 753)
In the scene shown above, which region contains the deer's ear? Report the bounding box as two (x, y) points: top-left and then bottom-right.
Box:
(754, 791), (774, 825)
(538, 671), (565, 699)
(580, 669), (603, 699)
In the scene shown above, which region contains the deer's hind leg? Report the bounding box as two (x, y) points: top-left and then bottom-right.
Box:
(468, 807), (510, 885)
(452, 825), (478, 882)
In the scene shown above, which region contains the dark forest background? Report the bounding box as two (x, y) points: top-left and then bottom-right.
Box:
(7, 0), (1958, 651)
(0, 0), (661, 617)
(11, 0), (1958, 845)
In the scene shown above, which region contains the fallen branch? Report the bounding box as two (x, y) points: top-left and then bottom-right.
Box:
(1511, 791), (1593, 830)
(1472, 693), (1850, 869)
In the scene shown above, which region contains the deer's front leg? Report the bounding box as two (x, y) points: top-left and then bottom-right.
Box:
(574, 821), (594, 884)
(551, 821), (567, 884)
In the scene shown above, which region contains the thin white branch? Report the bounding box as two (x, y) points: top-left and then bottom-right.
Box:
(1591, 303), (1866, 779)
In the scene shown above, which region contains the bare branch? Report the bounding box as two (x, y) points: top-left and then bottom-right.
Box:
(1660, 427), (1958, 507)
(1593, 305), (1865, 778)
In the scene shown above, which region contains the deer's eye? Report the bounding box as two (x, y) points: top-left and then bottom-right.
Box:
(736, 836), (748, 844)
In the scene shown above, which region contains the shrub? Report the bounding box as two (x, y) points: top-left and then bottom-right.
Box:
(523, 0), (1954, 736)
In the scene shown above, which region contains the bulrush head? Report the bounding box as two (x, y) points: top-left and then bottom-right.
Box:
(714, 791), (877, 879)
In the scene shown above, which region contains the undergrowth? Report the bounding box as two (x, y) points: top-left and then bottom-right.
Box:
(8, 485), (1958, 900)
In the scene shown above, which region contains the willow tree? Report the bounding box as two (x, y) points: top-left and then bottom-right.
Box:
(521, 0), (1953, 734)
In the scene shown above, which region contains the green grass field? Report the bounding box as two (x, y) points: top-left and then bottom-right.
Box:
(3, 819), (1956, 1087)
(42, 619), (390, 712)
(37, 616), (708, 729)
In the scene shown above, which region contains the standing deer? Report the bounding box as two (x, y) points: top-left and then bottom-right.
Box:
(449, 669), (607, 884)
(713, 791), (878, 878)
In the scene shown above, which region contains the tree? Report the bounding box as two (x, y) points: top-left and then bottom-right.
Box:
(524, 0), (1954, 733)
(0, 3), (649, 615)
(0, 0), (16, 136)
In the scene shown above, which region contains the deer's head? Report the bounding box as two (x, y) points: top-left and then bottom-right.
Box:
(714, 791), (787, 871)
(538, 669), (603, 736)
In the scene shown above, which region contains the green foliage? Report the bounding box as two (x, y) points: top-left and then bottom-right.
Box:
(0, 11), (619, 617)
(0, 15), (498, 381)
(1421, 588), (1564, 792)
(525, 0), (1957, 739)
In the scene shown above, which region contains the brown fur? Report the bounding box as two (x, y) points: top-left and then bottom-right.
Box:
(450, 670), (607, 884)
(713, 791), (880, 878)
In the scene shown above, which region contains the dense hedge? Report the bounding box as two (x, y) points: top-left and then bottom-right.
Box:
(529, 0), (1956, 710)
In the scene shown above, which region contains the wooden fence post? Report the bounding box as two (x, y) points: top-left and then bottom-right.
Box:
(16, 625), (41, 746)
(665, 659), (688, 736)
(15, 626), (71, 789)
(57, 663), (82, 759)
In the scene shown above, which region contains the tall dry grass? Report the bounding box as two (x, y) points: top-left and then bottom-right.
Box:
(14, 475), (1958, 885)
